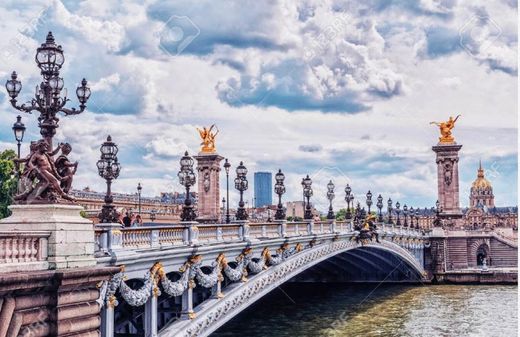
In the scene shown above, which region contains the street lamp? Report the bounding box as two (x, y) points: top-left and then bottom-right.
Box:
(327, 180), (335, 220)
(5, 32), (91, 147)
(345, 184), (353, 220)
(274, 169), (286, 220)
(302, 175), (313, 220)
(395, 201), (401, 226)
(415, 208), (420, 229)
(12, 115), (26, 159)
(403, 204), (408, 227)
(235, 161), (248, 220)
(96, 135), (121, 223)
(409, 206), (414, 228)
(137, 182), (142, 215)
(387, 198), (393, 224)
(376, 194), (383, 222)
(224, 159), (231, 223)
(222, 197), (226, 222)
(178, 151), (197, 221)
(366, 190), (373, 213)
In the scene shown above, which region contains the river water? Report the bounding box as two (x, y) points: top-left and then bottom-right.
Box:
(212, 284), (517, 337)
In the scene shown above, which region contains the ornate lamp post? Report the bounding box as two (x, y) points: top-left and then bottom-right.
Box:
(221, 197), (226, 222)
(326, 180), (335, 220)
(415, 208), (420, 229)
(96, 136), (121, 223)
(234, 161), (248, 220)
(376, 194), (383, 222)
(345, 184), (353, 220)
(395, 201), (401, 226)
(302, 175), (313, 220)
(274, 169), (286, 220)
(224, 159), (231, 223)
(178, 151), (197, 221)
(5, 32), (91, 148)
(366, 190), (373, 213)
(12, 115), (26, 159)
(387, 198), (393, 224)
(403, 204), (408, 227)
(137, 182), (142, 215)
(409, 206), (414, 228)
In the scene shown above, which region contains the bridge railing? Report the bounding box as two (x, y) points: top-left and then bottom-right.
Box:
(93, 220), (425, 254)
(0, 231), (51, 272)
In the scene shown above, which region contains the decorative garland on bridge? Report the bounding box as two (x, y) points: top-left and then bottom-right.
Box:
(101, 236), (425, 309)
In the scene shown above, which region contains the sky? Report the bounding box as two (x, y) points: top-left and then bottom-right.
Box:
(0, 0), (517, 212)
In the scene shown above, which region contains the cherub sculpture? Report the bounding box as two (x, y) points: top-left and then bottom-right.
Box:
(54, 142), (78, 193)
(430, 115), (461, 144)
(196, 124), (219, 153)
(14, 140), (75, 203)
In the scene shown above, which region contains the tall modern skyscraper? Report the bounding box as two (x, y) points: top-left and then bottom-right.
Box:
(254, 172), (272, 207)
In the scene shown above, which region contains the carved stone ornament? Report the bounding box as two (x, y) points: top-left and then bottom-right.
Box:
(444, 160), (453, 186)
(203, 171), (210, 192)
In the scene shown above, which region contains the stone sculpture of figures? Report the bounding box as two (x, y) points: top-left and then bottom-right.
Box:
(54, 143), (78, 193)
(356, 214), (380, 244)
(13, 139), (75, 204)
(430, 115), (461, 144)
(197, 124), (219, 153)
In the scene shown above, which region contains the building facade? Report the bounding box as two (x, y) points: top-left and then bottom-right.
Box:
(254, 172), (273, 207)
(70, 187), (196, 223)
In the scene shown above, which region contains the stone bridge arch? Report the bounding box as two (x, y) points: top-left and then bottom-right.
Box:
(160, 239), (426, 337)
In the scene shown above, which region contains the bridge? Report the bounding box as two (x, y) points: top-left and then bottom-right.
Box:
(93, 219), (428, 337)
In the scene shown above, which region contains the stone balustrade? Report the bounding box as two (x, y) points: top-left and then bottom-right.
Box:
(0, 231), (51, 272)
(94, 220), (425, 256)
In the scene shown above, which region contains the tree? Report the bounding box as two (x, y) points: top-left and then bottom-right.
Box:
(0, 149), (16, 219)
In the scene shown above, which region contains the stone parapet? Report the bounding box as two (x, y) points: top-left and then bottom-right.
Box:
(0, 266), (119, 336)
(0, 204), (97, 270)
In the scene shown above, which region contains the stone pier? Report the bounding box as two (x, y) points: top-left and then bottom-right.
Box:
(0, 204), (119, 335)
(432, 143), (463, 219)
(194, 153), (223, 222)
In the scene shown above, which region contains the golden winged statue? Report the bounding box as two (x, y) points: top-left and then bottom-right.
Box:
(430, 115), (461, 144)
(197, 124), (219, 153)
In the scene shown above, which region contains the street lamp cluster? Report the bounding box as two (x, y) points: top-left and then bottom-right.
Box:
(96, 136), (121, 223)
(274, 169), (286, 220)
(6, 32), (91, 147)
(301, 175), (313, 220)
(234, 162), (249, 220)
(178, 151), (197, 221)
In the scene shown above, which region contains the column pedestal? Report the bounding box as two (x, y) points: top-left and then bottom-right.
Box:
(194, 153), (224, 222)
(432, 143), (463, 220)
(0, 204), (97, 269)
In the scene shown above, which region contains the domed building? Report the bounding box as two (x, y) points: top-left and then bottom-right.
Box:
(464, 161), (517, 230)
(469, 161), (494, 209)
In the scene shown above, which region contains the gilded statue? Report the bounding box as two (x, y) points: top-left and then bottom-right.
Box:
(430, 115), (461, 144)
(197, 124), (219, 153)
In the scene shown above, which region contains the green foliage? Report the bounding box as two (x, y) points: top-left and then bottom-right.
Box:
(80, 210), (88, 218)
(0, 150), (17, 219)
(335, 208), (347, 221)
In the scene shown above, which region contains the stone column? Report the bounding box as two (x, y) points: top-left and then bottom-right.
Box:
(144, 285), (159, 337)
(194, 153), (224, 222)
(432, 143), (463, 219)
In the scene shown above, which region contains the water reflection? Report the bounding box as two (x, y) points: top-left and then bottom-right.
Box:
(212, 284), (517, 337)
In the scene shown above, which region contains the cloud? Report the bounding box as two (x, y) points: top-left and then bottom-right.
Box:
(0, 0), (516, 210)
(299, 144), (323, 153)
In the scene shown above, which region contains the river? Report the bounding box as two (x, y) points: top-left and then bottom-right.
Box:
(212, 283), (517, 337)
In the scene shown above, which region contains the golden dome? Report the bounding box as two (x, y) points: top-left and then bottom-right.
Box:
(471, 161), (492, 190)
